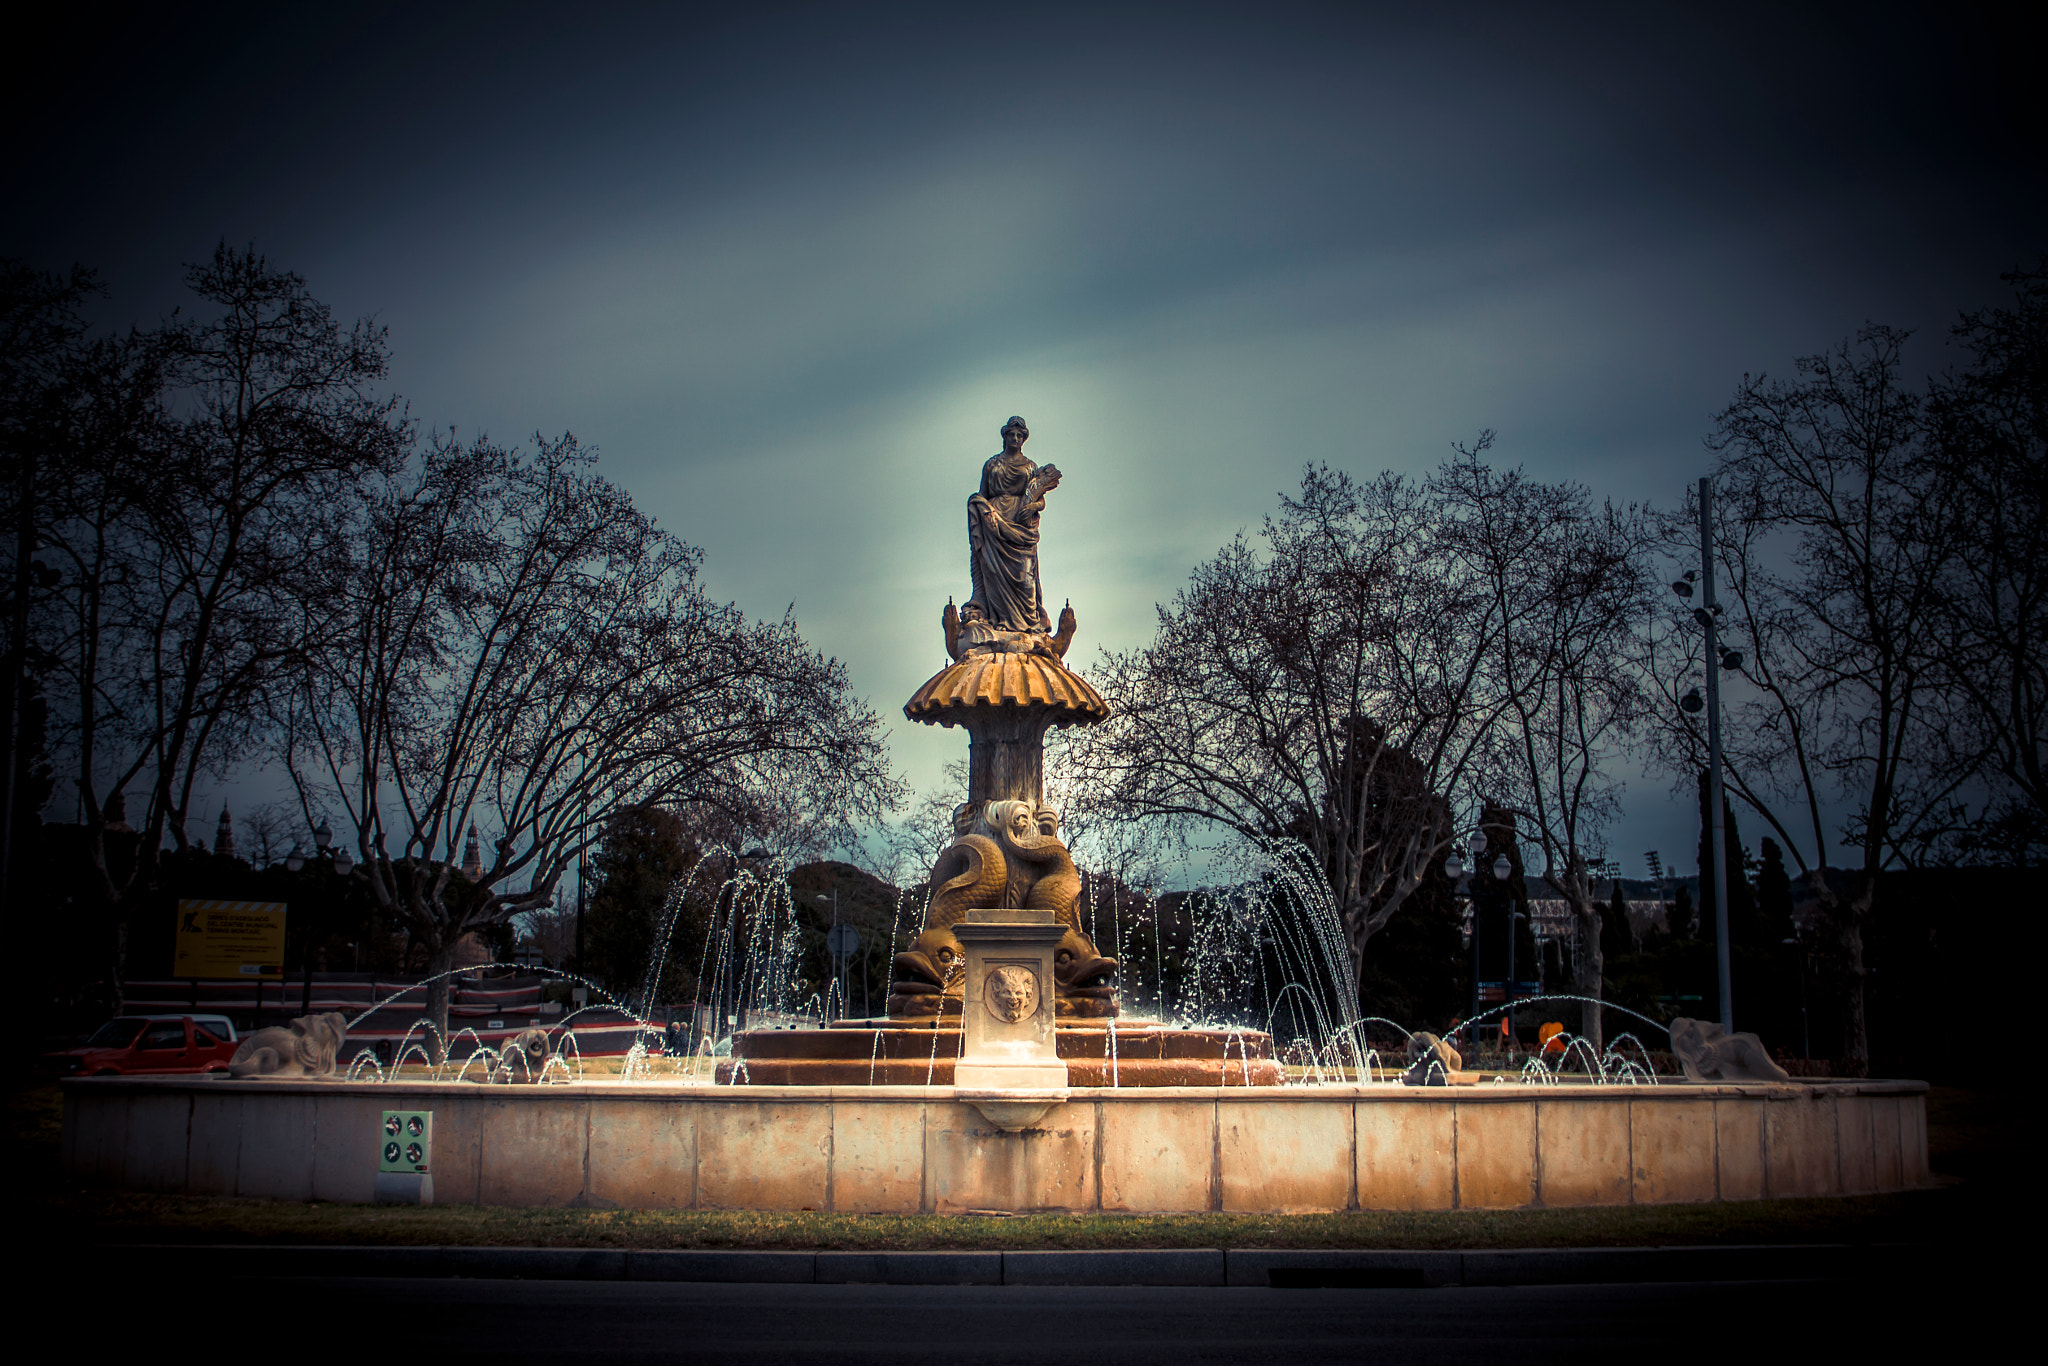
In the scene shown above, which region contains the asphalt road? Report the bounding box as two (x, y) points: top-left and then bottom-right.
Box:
(54, 1277), (1952, 1363)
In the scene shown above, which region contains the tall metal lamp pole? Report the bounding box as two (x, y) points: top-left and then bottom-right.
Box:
(1671, 485), (1736, 1032)
(1697, 477), (1735, 1032)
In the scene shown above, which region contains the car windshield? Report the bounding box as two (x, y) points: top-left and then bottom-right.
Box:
(87, 1019), (146, 1048)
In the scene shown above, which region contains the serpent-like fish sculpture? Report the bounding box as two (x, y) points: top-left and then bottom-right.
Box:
(889, 799), (1118, 1017)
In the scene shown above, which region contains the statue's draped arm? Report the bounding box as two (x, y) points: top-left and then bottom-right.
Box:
(966, 492), (1045, 631)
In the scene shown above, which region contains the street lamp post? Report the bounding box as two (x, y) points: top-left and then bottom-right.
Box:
(1674, 476), (1737, 1034)
(1446, 830), (1486, 1036)
(1782, 932), (1812, 1060)
(1504, 898), (1527, 1056)
(814, 891), (840, 1023)
(1446, 830), (1513, 1054)
(283, 826), (355, 1024)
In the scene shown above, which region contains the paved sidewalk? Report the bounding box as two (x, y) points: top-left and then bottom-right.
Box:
(103, 1242), (1886, 1286)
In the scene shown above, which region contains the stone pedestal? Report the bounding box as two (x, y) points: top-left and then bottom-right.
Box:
(953, 910), (1069, 1128)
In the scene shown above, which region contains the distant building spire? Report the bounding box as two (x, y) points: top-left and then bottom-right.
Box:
(462, 824), (483, 879)
(215, 805), (236, 859)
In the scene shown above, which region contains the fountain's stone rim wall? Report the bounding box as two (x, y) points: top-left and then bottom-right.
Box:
(59, 1076), (1929, 1099)
(61, 1075), (1930, 1214)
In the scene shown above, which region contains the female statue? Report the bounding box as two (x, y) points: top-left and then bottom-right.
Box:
(966, 416), (1062, 633)
(893, 417), (1117, 1019)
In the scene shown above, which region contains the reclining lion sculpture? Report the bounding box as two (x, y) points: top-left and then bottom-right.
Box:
(493, 1027), (555, 1083)
(1668, 1017), (1791, 1083)
(1401, 1030), (1463, 1086)
(227, 1011), (348, 1079)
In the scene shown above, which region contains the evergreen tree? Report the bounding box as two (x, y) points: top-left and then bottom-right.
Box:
(1602, 878), (1635, 961)
(1357, 865), (1470, 1033)
(582, 807), (704, 1003)
(1672, 883), (1698, 940)
(1757, 837), (1796, 938)
(1696, 770), (1759, 950)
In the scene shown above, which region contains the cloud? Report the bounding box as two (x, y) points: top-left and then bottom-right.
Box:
(6, 1), (2038, 881)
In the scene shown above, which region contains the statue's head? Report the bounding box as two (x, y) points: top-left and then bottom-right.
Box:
(1668, 1016), (1725, 1059)
(514, 1028), (549, 1063)
(1001, 415), (1029, 448)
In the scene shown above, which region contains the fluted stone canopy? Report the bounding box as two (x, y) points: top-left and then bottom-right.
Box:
(903, 651), (1108, 728)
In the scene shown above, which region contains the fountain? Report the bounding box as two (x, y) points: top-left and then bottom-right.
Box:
(57, 415), (1931, 1214)
(727, 414), (1282, 1093)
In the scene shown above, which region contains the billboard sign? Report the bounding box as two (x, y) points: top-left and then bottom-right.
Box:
(173, 900), (287, 979)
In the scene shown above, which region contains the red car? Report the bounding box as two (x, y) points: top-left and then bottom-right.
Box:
(40, 1015), (242, 1077)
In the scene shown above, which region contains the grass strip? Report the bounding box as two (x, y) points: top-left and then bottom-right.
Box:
(13, 1186), (1982, 1251)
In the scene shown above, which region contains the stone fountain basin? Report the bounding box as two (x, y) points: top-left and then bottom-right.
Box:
(61, 1074), (1928, 1214)
(724, 1019), (1284, 1087)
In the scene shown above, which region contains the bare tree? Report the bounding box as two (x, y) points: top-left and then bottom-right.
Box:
(0, 259), (100, 920)
(285, 432), (898, 1051)
(1068, 456), (1528, 992)
(1437, 451), (1656, 1050)
(860, 757), (967, 893)
(1662, 326), (1961, 1074)
(32, 246), (402, 1001)
(518, 905), (578, 968)
(1924, 262), (2048, 857)
(234, 801), (298, 867)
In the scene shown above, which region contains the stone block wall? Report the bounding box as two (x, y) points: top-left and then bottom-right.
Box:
(61, 1078), (1931, 1213)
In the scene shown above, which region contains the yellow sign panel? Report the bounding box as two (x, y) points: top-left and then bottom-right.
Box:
(173, 900), (287, 979)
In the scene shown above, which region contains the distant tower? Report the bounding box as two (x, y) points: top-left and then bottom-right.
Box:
(462, 824), (484, 879)
(215, 806), (236, 860)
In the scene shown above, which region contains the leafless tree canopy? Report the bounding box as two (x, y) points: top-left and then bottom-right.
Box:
(6, 246), (899, 1031)
(1065, 443), (1651, 999)
(281, 431), (900, 1045)
(1438, 456), (1657, 1049)
(33, 246), (404, 918)
(1663, 324), (1972, 1073)
(1925, 264), (2048, 857)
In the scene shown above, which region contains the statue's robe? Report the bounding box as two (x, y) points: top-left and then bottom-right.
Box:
(966, 450), (1051, 632)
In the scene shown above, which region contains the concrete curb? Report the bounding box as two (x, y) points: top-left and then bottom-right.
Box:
(101, 1243), (1883, 1287)
(1006, 1249), (1225, 1286)
(818, 1251), (1003, 1285)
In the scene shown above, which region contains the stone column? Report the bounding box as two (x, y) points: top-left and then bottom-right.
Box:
(964, 710), (1055, 807)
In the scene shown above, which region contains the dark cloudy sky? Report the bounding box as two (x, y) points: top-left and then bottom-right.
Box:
(7, 2), (2041, 881)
